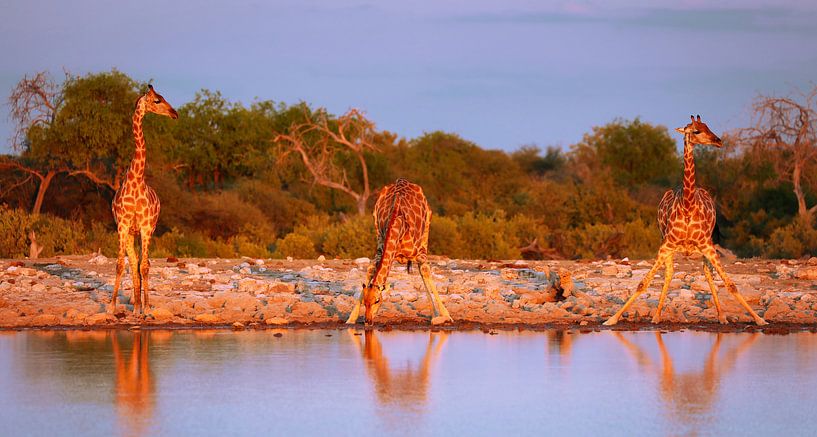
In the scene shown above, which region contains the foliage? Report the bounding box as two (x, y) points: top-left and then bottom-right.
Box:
(273, 233), (317, 259)
(3, 70), (817, 259)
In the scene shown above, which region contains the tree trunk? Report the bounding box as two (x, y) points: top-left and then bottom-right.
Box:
(31, 170), (57, 215)
(356, 195), (367, 216)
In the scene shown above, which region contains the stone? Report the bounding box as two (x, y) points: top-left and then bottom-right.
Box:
(317, 255), (326, 261)
(795, 267), (817, 280)
(354, 257), (370, 265)
(31, 283), (47, 293)
(85, 313), (117, 325)
(232, 322), (245, 330)
(32, 314), (60, 326)
(265, 317), (288, 325)
(431, 316), (449, 325)
(763, 299), (792, 320)
(194, 313), (222, 324)
(601, 266), (618, 276)
(808, 257), (817, 266)
(148, 307), (174, 321)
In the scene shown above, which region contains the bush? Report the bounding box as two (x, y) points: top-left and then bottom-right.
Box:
(0, 206), (116, 258)
(322, 215), (376, 258)
(273, 233), (317, 259)
(455, 211), (520, 260)
(429, 215), (464, 258)
(763, 218), (817, 258)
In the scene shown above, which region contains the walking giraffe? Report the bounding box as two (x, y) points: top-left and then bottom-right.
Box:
(346, 178), (453, 325)
(111, 85), (178, 314)
(604, 115), (767, 326)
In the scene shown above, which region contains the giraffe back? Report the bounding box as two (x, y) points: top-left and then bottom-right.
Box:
(372, 179), (430, 265)
(658, 187), (717, 249)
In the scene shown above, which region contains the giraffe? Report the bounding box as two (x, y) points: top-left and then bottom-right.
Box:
(604, 115), (767, 326)
(111, 84), (177, 315)
(613, 331), (758, 434)
(346, 329), (448, 408)
(345, 178), (453, 325)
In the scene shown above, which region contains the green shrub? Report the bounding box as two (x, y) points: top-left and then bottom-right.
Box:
(322, 215), (376, 258)
(0, 206), (30, 258)
(273, 233), (317, 259)
(763, 218), (817, 258)
(429, 215), (464, 258)
(455, 211), (520, 260)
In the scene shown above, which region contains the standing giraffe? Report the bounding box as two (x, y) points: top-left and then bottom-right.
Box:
(111, 85), (177, 314)
(346, 178), (453, 325)
(604, 115), (767, 326)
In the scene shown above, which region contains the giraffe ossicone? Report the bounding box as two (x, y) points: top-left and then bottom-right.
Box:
(604, 115), (768, 326)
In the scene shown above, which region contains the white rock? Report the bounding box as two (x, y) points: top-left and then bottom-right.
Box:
(255, 259), (265, 266)
(89, 254), (108, 265)
(286, 256), (294, 262)
(317, 255), (326, 261)
(354, 257), (370, 265)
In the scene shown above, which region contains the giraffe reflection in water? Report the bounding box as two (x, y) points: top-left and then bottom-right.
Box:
(348, 330), (447, 410)
(614, 331), (758, 432)
(111, 331), (156, 437)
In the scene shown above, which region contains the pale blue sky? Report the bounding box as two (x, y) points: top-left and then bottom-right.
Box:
(1, 0), (816, 153)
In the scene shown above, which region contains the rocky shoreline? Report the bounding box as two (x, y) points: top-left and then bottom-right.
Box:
(1, 254), (817, 331)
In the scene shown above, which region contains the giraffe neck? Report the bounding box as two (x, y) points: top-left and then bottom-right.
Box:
(127, 101), (147, 182)
(682, 135), (696, 212)
(370, 196), (402, 287)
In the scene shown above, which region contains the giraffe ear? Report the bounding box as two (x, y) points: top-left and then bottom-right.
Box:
(690, 115), (695, 122)
(148, 84), (154, 91)
(696, 114), (701, 122)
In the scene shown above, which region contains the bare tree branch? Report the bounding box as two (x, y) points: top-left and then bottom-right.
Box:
(7, 71), (63, 151)
(737, 86), (817, 222)
(273, 107), (380, 215)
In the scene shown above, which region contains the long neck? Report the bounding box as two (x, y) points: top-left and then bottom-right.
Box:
(370, 197), (402, 287)
(128, 102), (147, 181)
(682, 135), (696, 211)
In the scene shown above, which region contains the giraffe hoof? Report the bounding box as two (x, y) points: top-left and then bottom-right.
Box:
(602, 318), (618, 326)
(651, 317), (662, 324)
(718, 317), (729, 325)
(756, 318), (769, 326)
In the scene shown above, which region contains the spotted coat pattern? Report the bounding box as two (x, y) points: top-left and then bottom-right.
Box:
(605, 116), (767, 326)
(110, 86), (177, 314)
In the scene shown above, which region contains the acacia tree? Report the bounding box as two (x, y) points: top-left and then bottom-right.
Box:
(274, 106), (378, 215)
(740, 87), (817, 223)
(2, 70), (138, 214)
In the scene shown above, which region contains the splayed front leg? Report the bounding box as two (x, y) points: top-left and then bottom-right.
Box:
(346, 290), (364, 324)
(419, 262), (452, 323)
(703, 259), (728, 324)
(605, 245), (672, 326)
(651, 254), (674, 324)
(702, 245), (767, 325)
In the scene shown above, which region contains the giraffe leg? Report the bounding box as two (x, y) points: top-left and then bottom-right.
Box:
(703, 259), (728, 324)
(140, 232), (152, 312)
(419, 262), (452, 322)
(652, 254), (674, 324)
(124, 234), (141, 314)
(702, 245), (767, 325)
(346, 291), (364, 324)
(605, 244), (673, 326)
(111, 231), (129, 312)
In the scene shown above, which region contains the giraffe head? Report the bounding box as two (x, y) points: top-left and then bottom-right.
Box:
(362, 281), (390, 324)
(141, 84), (178, 119)
(675, 115), (722, 147)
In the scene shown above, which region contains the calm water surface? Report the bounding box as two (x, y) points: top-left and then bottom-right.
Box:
(1, 328), (815, 436)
